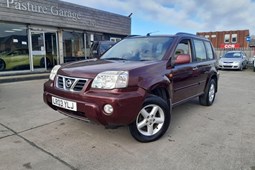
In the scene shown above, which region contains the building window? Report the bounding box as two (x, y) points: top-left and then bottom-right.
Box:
(211, 35), (216, 38)
(63, 31), (85, 63)
(232, 34), (237, 43)
(204, 35), (210, 39)
(0, 22), (28, 72)
(224, 34), (230, 43)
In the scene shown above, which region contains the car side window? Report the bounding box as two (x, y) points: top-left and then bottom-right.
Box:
(204, 41), (214, 60)
(194, 39), (207, 61)
(174, 39), (192, 62)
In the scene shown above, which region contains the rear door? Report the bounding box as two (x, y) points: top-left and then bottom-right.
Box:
(192, 39), (215, 95)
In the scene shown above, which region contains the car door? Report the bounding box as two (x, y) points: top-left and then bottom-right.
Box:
(192, 39), (214, 95)
(170, 38), (202, 105)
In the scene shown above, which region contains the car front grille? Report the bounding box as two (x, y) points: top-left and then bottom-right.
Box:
(56, 75), (88, 92)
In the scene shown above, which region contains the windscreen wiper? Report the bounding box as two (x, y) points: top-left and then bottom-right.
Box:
(102, 57), (127, 60)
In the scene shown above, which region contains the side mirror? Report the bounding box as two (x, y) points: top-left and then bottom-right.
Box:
(175, 54), (190, 65)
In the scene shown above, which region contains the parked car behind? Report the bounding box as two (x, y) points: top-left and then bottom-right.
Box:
(253, 56), (255, 72)
(218, 51), (248, 71)
(44, 33), (219, 142)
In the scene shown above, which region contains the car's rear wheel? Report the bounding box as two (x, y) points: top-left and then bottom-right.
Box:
(0, 59), (6, 71)
(199, 79), (216, 106)
(129, 95), (171, 142)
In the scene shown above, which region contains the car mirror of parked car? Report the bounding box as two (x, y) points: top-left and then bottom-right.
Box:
(175, 54), (190, 65)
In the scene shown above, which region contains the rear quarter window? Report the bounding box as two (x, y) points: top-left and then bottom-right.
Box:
(204, 41), (214, 60)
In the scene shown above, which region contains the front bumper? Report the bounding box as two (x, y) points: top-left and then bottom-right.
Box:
(43, 81), (145, 126)
(218, 63), (241, 70)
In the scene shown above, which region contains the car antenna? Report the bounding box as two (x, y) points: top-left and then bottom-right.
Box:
(146, 31), (159, 36)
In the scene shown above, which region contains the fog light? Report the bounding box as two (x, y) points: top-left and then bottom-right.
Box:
(103, 104), (113, 115)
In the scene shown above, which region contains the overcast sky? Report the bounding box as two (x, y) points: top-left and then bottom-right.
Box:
(62, 0), (255, 35)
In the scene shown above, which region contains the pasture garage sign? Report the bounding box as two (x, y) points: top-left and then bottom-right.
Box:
(0, 0), (131, 35)
(6, 0), (82, 21)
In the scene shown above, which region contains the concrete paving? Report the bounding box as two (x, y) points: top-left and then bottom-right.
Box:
(0, 69), (255, 170)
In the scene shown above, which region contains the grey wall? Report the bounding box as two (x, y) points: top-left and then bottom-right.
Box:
(0, 0), (131, 35)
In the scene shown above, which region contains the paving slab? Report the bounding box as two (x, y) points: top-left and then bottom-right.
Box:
(0, 135), (71, 170)
(0, 124), (13, 138)
(0, 79), (66, 132)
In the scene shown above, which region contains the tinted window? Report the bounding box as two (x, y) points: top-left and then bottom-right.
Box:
(204, 41), (214, 60)
(194, 39), (207, 61)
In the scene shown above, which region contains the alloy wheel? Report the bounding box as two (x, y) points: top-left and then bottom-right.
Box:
(136, 104), (165, 136)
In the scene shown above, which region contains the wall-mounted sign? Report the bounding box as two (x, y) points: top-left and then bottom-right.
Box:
(246, 36), (251, 42)
(220, 44), (240, 49)
(6, 0), (81, 21)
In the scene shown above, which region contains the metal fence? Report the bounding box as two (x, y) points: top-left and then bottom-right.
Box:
(215, 47), (255, 64)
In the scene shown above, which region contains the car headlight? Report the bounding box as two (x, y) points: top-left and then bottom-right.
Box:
(91, 71), (129, 89)
(49, 65), (61, 81)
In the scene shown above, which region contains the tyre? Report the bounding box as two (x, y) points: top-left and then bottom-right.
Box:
(239, 64), (243, 71)
(129, 95), (171, 142)
(199, 79), (216, 106)
(253, 66), (255, 72)
(0, 59), (6, 71)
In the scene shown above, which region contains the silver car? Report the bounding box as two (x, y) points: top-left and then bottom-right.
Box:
(218, 51), (248, 71)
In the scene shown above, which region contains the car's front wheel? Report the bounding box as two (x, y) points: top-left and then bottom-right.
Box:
(0, 59), (6, 71)
(239, 64), (243, 71)
(199, 79), (216, 106)
(129, 95), (171, 142)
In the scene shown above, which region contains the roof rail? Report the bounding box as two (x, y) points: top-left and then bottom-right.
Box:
(175, 32), (196, 36)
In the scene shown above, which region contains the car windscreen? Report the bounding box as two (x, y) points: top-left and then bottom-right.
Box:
(223, 52), (242, 58)
(100, 37), (173, 61)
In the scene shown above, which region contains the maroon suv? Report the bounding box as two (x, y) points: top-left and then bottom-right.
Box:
(43, 33), (219, 142)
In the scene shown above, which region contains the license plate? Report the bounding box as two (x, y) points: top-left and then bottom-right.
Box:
(52, 96), (77, 111)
